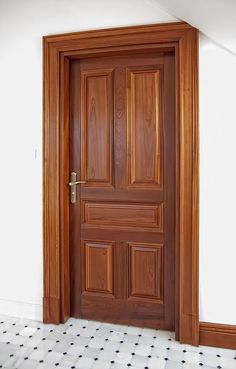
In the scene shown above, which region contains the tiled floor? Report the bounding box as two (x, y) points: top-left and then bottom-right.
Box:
(0, 315), (235, 369)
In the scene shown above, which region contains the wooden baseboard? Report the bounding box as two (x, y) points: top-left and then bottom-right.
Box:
(199, 322), (236, 349)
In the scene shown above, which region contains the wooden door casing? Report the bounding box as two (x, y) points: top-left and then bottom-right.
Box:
(43, 23), (199, 345)
(70, 52), (176, 330)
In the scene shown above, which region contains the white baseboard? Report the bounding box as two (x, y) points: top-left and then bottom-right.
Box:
(0, 298), (42, 322)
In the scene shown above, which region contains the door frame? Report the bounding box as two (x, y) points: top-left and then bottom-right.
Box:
(43, 22), (199, 345)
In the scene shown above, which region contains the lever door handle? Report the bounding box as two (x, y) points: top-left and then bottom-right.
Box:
(68, 180), (86, 186)
(68, 172), (86, 204)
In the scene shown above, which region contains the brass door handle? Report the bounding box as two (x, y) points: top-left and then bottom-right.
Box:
(68, 180), (86, 186)
(68, 172), (86, 203)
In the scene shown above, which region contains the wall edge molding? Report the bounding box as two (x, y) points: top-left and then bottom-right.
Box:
(200, 322), (236, 349)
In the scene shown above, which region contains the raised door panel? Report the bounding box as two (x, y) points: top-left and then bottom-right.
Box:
(128, 242), (163, 303)
(127, 67), (163, 188)
(82, 201), (163, 232)
(82, 241), (114, 296)
(81, 69), (113, 187)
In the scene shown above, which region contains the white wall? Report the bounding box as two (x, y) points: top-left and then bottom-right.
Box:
(199, 35), (236, 324)
(0, 0), (176, 321)
(155, 0), (236, 54)
(0, 0), (235, 325)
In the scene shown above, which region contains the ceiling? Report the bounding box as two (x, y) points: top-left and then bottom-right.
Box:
(153, 0), (236, 54)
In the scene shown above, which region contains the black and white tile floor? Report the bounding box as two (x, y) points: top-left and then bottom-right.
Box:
(0, 315), (235, 369)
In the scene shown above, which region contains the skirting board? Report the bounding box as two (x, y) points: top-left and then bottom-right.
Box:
(0, 299), (42, 322)
(200, 322), (236, 349)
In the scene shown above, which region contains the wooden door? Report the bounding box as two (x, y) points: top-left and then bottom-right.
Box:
(70, 52), (176, 330)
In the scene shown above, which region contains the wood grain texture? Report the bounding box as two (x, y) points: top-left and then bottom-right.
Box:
(43, 297), (61, 324)
(70, 52), (175, 330)
(59, 53), (70, 321)
(83, 241), (114, 295)
(128, 242), (163, 303)
(81, 69), (113, 187)
(127, 67), (162, 188)
(43, 37), (61, 324)
(43, 22), (199, 344)
(178, 28), (199, 345)
(82, 201), (163, 231)
(69, 60), (82, 318)
(200, 322), (236, 349)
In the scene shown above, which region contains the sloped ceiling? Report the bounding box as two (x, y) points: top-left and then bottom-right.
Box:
(153, 0), (236, 54)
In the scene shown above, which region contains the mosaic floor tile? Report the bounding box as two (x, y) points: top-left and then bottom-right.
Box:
(0, 315), (235, 369)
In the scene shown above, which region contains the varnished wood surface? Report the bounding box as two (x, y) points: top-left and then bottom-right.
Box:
(43, 22), (199, 345)
(81, 69), (113, 187)
(200, 322), (236, 349)
(127, 66), (162, 188)
(70, 52), (176, 330)
(81, 201), (163, 231)
(129, 242), (163, 302)
(83, 241), (114, 295)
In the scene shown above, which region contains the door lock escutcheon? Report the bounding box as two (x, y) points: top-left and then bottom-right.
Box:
(68, 172), (86, 203)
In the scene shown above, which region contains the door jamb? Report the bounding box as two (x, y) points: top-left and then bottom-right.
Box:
(43, 22), (199, 345)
